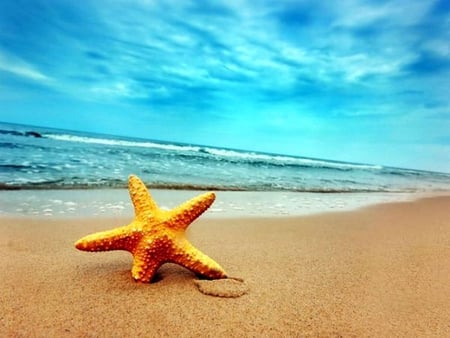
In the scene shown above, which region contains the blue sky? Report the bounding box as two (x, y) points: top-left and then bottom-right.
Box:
(0, 0), (449, 172)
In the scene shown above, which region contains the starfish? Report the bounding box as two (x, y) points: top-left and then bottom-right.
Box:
(75, 175), (227, 283)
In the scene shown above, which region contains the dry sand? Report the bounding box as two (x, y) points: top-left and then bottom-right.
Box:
(1, 196), (450, 337)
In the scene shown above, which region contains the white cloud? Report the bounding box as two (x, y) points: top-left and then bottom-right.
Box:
(333, 0), (435, 28)
(423, 39), (450, 57)
(90, 81), (144, 99)
(0, 51), (51, 82)
(161, 64), (209, 80)
(335, 53), (411, 81)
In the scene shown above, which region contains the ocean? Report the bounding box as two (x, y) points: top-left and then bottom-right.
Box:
(2, 121), (450, 217)
(1, 121), (450, 193)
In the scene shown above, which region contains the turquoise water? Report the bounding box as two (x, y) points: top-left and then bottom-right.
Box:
(1, 121), (450, 192)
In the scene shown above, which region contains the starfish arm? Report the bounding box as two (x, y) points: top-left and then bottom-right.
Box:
(130, 241), (165, 283)
(167, 192), (216, 231)
(74, 224), (142, 252)
(128, 175), (159, 216)
(171, 239), (227, 279)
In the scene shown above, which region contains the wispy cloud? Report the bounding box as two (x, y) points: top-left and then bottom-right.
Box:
(0, 51), (51, 82)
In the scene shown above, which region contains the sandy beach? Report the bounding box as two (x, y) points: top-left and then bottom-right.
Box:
(1, 195), (450, 337)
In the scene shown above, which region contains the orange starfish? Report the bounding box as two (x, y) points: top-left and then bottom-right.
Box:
(75, 175), (227, 283)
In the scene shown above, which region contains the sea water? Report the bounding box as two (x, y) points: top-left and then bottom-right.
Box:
(2, 121), (449, 192)
(1, 121), (449, 216)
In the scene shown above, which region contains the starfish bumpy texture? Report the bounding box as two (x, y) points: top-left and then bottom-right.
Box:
(75, 175), (227, 283)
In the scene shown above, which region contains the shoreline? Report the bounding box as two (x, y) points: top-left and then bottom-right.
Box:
(1, 195), (450, 336)
(1, 188), (449, 218)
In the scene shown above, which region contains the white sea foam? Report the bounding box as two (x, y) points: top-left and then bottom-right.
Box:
(44, 134), (201, 152)
(203, 147), (382, 170)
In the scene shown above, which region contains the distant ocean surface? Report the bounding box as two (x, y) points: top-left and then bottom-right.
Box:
(1, 121), (450, 193)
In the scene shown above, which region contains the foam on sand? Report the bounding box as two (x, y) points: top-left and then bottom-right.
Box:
(0, 189), (441, 218)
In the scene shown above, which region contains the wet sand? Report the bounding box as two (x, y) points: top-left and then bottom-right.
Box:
(1, 196), (450, 336)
